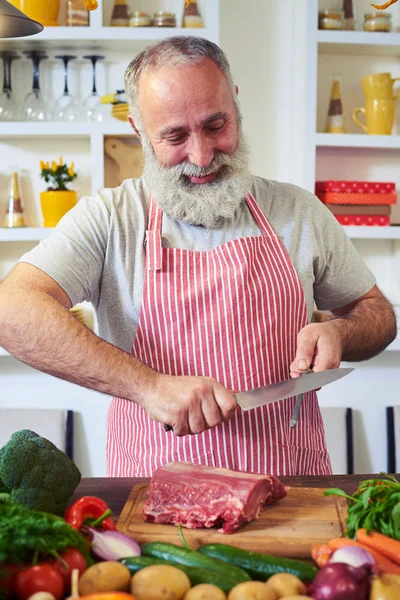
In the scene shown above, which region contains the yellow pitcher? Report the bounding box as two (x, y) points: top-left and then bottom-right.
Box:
(352, 72), (400, 135)
(8, 0), (60, 26)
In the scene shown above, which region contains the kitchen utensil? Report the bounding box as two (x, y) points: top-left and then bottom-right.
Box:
(162, 367), (354, 431)
(104, 137), (143, 186)
(117, 482), (347, 558)
(233, 367), (354, 411)
(54, 55), (78, 122)
(352, 72), (400, 135)
(22, 50), (48, 121)
(290, 368), (313, 428)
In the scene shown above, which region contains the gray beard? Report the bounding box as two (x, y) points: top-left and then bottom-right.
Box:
(141, 129), (253, 229)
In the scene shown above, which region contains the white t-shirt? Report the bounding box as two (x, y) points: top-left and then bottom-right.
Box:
(20, 176), (376, 353)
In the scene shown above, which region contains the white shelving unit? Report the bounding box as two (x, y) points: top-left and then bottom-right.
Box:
(0, 228), (51, 242)
(0, 0), (219, 197)
(304, 0), (400, 350)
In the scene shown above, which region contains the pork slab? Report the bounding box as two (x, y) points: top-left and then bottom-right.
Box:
(142, 461), (287, 534)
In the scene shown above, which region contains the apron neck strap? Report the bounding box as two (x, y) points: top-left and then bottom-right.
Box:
(245, 193), (270, 236)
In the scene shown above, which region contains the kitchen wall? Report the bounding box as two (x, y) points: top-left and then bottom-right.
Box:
(0, 0), (398, 476)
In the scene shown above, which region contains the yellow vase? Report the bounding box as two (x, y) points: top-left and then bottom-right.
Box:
(40, 190), (77, 227)
(9, 0), (60, 26)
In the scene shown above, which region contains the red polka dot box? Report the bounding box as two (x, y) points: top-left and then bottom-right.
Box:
(315, 180), (397, 205)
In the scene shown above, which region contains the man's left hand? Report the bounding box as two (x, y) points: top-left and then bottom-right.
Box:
(290, 321), (343, 378)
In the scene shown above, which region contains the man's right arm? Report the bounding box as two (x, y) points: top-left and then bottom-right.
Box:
(0, 263), (236, 435)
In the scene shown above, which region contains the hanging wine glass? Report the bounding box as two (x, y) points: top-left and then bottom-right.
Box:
(0, 51), (20, 121)
(22, 50), (49, 122)
(54, 55), (79, 122)
(82, 54), (108, 122)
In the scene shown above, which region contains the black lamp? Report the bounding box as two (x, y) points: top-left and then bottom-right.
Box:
(0, 0), (43, 38)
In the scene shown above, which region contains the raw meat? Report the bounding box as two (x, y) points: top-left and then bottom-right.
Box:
(142, 461), (288, 534)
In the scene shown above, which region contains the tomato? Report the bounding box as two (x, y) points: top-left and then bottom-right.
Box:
(14, 564), (64, 600)
(51, 548), (87, 593)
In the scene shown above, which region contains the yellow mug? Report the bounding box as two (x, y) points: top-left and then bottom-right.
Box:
(8, 0), (60, 26)
(352, 99), (397, 135)
(40, 190), (77, 227)
(361, 72), (400, 100)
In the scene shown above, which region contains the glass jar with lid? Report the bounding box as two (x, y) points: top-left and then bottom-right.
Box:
(153, 11), (176, 27)
(364, 11), (392, 32)
(129, 11), (152, 27)
(318, 9), (345, 30)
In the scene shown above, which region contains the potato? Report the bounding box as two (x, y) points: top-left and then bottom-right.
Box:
(79, 561), (131, 595)
(184, 583), (226, 600)
(266, 574), (306, 598)
(131, 565), (191, 600)
(228, 581), (276, 600)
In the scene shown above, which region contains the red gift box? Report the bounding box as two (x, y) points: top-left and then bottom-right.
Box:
(334, 214), (390, 226)
(317, 192), (397, 205)
(315, 180), (396, 194)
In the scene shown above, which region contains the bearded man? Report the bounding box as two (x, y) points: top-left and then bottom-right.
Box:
(0, 37), (396, 477)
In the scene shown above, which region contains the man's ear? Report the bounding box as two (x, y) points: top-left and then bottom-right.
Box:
(128, 115), (141, 138)
(235, 85), (239, 96)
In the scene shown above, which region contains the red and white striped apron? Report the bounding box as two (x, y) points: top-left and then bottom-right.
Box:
(107, 193), (332, 477)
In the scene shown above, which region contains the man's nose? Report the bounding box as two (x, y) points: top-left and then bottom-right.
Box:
(187, 135), (214, 168)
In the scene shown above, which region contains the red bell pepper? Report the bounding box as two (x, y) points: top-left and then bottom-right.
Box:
(64, 496), (116, 531)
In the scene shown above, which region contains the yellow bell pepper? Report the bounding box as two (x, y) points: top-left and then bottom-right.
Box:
(370, 574), (400, 600)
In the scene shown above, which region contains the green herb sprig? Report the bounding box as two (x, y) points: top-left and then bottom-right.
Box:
(0, 503), (91, 565)
(325, 473), (400, 540)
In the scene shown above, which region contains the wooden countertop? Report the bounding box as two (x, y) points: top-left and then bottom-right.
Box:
(72, 474), (373, 517)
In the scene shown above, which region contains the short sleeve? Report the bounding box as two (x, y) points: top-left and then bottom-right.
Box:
(312, 199), (376, 310)
(19, 195), (110, 307)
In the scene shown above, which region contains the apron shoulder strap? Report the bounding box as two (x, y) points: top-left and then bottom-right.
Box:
(146, 195), (162, 270)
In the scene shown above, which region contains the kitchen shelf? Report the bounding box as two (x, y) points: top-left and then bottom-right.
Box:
(317, 30), (400, 56)
(0, 228), (52, 242)
(316, 133), (400, 150)
(343, 226), (400, 240)
(0, 121), (133, 139)
(0, 26), (218, 50)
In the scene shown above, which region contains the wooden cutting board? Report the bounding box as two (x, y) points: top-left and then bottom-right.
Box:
(117, 483), (347, 559)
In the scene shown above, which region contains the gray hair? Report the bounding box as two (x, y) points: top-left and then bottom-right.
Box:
(124, 36), (235, 128)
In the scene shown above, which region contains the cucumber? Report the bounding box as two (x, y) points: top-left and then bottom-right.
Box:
(120, 556), (240, 593)
(141, 542), (251, 583)
(198, 543), (318, 582)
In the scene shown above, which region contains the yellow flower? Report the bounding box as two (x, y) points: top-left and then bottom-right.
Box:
(40, 160), (45, 170)
(59, 156), (63, 166)
(45, 161), (49, 170)
(52, 161), (58, 172)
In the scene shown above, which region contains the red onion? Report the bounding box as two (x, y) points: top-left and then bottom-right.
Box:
(329, 546), (377, 572)
(86, 527), (141, 561)
(308, 563), (370, 600)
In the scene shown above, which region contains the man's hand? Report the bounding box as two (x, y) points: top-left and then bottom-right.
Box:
(291, 286), (397, 377)
(140, 374), (237, 436)
(290, 322), (343, 377)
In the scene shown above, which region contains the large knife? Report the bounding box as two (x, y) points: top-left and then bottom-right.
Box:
(235, 367), (354, 411)
(162, 367), (354, 431)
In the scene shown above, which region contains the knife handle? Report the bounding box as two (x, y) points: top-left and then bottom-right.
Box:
(162, 390), (239, 433)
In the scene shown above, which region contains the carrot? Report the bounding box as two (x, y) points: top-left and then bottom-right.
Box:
(356, 529), (400, 566)
(311, 543), (333, 568)
(328, 537), (400, 574)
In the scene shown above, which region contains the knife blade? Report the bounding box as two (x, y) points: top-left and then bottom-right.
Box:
(235, 367), (354, 411)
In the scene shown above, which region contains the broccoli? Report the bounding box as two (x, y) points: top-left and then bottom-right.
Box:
(0, 429), (81, 515)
